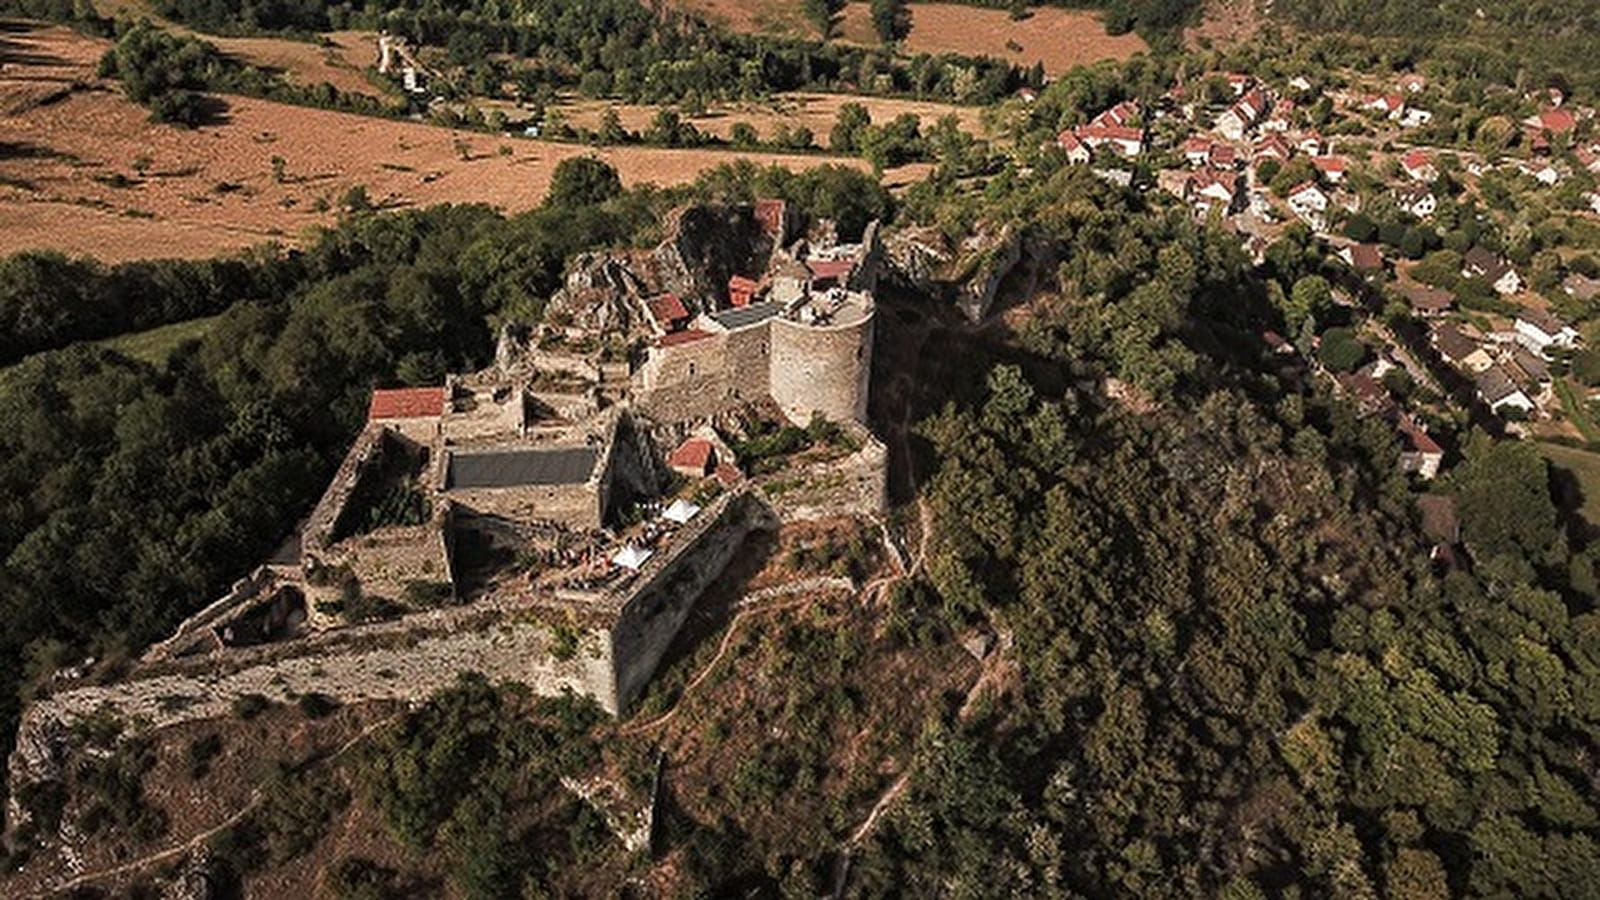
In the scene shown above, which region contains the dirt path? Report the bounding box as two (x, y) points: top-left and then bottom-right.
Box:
(44, 710), (403, 897)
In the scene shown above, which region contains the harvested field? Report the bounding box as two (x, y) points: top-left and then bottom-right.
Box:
(1, 21), (888, 263)
(204, 30), (385, 99)
(544, 91), (987, 148)
(839, 2), (1145, 75)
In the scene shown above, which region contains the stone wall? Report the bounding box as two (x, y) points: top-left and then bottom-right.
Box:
(447, 481), (601, 530)
(607, 489), (775, 710)
(8, 613), (615, 798)
(768, 307), (874, 426)
(635, 326), (772, 423)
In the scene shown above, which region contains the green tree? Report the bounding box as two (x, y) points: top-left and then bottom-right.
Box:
(830, 102), (871, 153)
(1317, 326), (1367, 372)
(870, 0), (910, 43)
(544, 157), (622, 209)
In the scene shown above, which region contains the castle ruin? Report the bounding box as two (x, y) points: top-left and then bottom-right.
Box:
(7, 201), (891, 813)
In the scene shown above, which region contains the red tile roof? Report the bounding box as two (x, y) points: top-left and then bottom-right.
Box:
(647, 293), (689, 328)
(655, 328), (713, 348)
(714, 462), (743, 486)
(1537, 108), (1576, 134)
(1401, 149), (1433, 173)
(668, 438), (714, 474)
(369, 387), (445, 421)
(1311, 156), (1346, 173)
(807, 259), (855, 283)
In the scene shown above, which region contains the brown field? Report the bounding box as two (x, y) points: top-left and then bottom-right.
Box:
(840, 2), (1146, 74)
(543, 91), (987, 148)
(0, 22), (901, 263)
(204, 30), (385, 99)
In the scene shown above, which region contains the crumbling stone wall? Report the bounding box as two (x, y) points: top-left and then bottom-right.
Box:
(7, 614), (616, 805)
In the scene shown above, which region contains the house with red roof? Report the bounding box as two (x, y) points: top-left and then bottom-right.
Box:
(1057, 129), (1091, 164)
(1523, 108), (1577, 136)
(1398, 417), (1443, 480)
(1075, 123), (1143, 156)
(727, 275), (761, 308)
(1400, 149), (1436, 182)
(368, 387), (446, 443)
(1310, 155), (1347, 183)
(646, 293), (691, 334)
(667, 437), (716, 478)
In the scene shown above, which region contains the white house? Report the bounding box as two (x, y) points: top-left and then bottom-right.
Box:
(1287, 181), (1330, 231)
(1311, 155), (1347, 183)
(1075, 124), (1143, 157)
(1515, 308), (1580, 358)
(1057, 130), (1091, 165)
(1216, 89), (1271, 140)
(1396, 186), (1437, 218)
(1400, 108), (1434, 128)
(1401, 149), (1437, 182)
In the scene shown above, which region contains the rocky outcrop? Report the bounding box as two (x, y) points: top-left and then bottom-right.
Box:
(953, 225), (1024, 323)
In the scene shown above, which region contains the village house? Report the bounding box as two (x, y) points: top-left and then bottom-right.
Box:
(1517, 160), (1561, 186)
(1261, 100), (1295, 133)
(1514, 308), (1580, 358)
(1075, 123), (1144, 157)
(1432, 324), (1495, 373)
(1311, 155), (1347, 183)
(1397, 417), (1443, 480)
(1288, 75), (1314, 94)
(1339, 242), (1386, 276)
(1216, 89), (1272, 140)
(1398, 73), (1427, 94)
(1476, 365), (1535, 416)
(1399, 282), (1455, 316)
(1182, 136), (1211, 167)
(1367, 93), (1406, 119)
(1395, 186), (1437, 218)
(1399, 108), (1434, 128)
(1461, 247), (1523, 296)
(1253, 134), (1292, 166)
(1056, 130), (1091, 164)
(646, 293), (692, 334)
(1297, 132), (1326, 156)
(1287, 181), (1330, 229)
(1524, 107), (1578, 137)
(1187, 169), (1242, 215)
(1400, 149), (1437, 182)
(1224, 72), (1252, 96)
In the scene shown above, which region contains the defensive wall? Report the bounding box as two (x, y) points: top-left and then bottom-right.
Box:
(769, 302), (874, 425)
(7, 487), (767, 804)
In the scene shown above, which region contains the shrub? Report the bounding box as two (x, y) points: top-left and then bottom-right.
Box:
(297, 692), (339, 719)
(232, 693), (272, 720)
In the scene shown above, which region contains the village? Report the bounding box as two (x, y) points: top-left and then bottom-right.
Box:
(1050, 65), (1600, 491)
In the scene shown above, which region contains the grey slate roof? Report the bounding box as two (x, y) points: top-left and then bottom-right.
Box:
(446, 447), (598, 489)
(709, 301), (783, 331)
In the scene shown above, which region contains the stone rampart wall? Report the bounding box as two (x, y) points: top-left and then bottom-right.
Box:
(608, 490), (774, 710)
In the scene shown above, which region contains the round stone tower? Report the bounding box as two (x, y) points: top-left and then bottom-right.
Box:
(768, 291), (874, 426)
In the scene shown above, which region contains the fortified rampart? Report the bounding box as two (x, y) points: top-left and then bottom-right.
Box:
(760, 424), (888, 522)
(7, 488), (768, 806)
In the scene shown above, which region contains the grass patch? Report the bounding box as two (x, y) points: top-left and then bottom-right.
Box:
(97, 314), (225, 365)
(1554, 378), (1600, 443)
(1540, 441), (1600, 528)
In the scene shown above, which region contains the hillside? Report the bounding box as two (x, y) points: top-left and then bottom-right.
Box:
(4, 0), (1600, 896)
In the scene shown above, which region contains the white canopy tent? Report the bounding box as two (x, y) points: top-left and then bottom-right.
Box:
(661, 498), (702, 524)
(610, 545), (653, 571)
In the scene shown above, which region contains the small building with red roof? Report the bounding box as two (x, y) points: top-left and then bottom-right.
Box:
(667, 437), (716, 478)
(368, 386), (446, 443)
(646, 293), (691, 334)
(728, 275), (761, 308)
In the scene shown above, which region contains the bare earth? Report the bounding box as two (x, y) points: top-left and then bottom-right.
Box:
(840, 2), (1146, 74)
(545, 91), (988, 148)
(0, 23), (887, 263)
